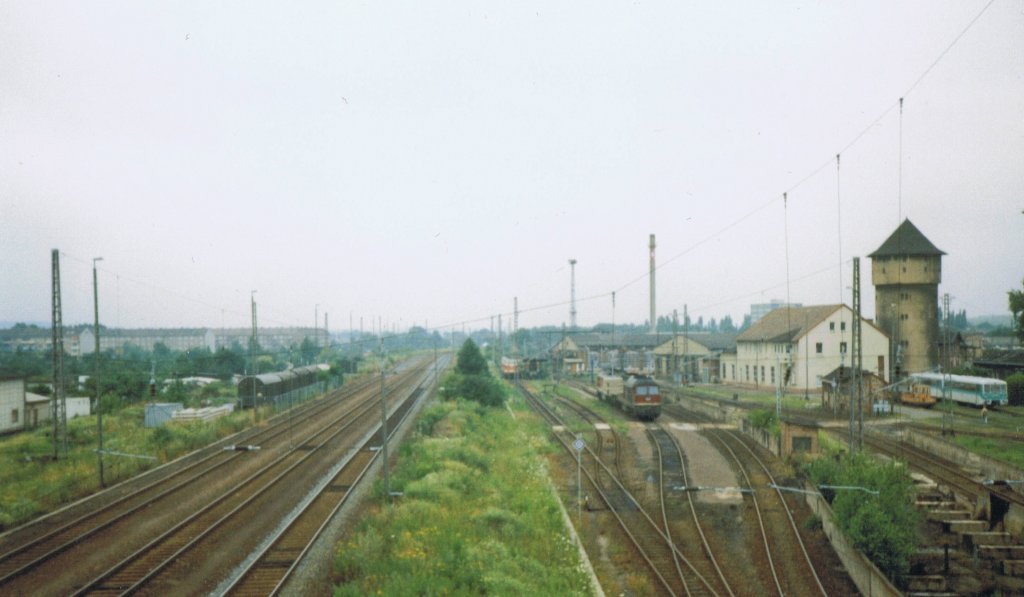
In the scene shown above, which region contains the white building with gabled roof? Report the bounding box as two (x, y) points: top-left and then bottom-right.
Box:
(719, 304), (890, 393)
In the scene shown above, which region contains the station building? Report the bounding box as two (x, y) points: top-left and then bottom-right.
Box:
(719, 304), (890, 394)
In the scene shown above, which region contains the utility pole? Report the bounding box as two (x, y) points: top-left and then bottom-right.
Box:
(672, 309), (678, 383)
(649, 234), (656, 334)
(50, 249), (68, 460)
(942, 293), (953, 435)
(93, 257), (105, 486)
(514, 297), (519, 350)
(569, 259), (578, 330)
(683, 304), (690, 384)
(251, 290), (258, 423)
(853, 257), (863, 451)
(379, 339), (391, 505)
(611, 292), (616, 369)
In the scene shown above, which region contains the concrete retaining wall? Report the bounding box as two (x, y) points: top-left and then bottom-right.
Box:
(804, 486), (903, 597)
(677, 394), (744, 425)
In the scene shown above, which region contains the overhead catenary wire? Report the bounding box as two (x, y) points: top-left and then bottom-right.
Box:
(36, 3), (1000, 338)
(607, 0), (996, 308)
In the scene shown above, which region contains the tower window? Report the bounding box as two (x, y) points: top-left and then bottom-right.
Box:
(816, 342), (823, 353)
(841, 322), (846, 331)
(829, 322), (835, 331)
(840, 342), (848, 353)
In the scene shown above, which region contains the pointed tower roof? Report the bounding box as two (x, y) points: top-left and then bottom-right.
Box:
(869, 219), (945, 258)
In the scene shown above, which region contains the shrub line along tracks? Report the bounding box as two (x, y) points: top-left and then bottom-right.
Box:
(522, 383), (725, 596)
(0, 374), (379, 588)
(0, 356), (440, 596)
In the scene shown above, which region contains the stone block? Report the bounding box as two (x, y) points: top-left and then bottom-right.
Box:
(928, 509), (971, 522)
(948, 520), (988, 534)
(1004, 560), (1024, 576)
(907, 575), (946, 592)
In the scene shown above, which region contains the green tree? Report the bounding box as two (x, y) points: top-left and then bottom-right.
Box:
(1007, 373), (1024, 407)
(456, 339), (488, 376)
(1009, 279), (1024, 344)
(298, 337), (320, 365)
(805, 452), (920, 585)
(458, 374), (506, 407)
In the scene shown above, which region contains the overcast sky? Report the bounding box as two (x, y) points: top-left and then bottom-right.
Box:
(2, 1), (1022, 335)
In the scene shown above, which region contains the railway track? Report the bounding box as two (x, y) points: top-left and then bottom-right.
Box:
(862, 430), (1024, 509)
(0, 357), (438, 596)
(0, 374), (379, 588)
(666, 404), (831, 596)
(221, 358), (447, 595)
(69, 361), (434, 596)
(552, 397), (622, 493)
(647, 426), (733, 596)
(521, 382), (723, 596)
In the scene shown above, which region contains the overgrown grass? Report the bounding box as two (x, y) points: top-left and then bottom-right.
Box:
(951, 435), (1024, 470)
(332, 398), (591, 596)
(688, 385), (819, 410)
(748, 408), (780, 437)
(0, 405), (259, 531)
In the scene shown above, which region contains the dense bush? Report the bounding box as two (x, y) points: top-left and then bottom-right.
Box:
(748, 408), (779, 436)
(1007, 373), (1024, 406)
(804, 452), (920, 585)
(442, 339), (506, 407)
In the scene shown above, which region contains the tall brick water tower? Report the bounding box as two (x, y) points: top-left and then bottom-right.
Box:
(870, 219), (944, 379)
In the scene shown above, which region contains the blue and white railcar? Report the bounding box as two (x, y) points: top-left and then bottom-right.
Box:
(909, 372), (1008, 407)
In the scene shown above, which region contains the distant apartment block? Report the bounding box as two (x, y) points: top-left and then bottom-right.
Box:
(750, 300), (803, 325)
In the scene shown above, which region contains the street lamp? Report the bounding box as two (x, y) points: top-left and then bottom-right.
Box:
(93, 257), (105, 487)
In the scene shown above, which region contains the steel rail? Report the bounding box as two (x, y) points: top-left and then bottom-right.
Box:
(520, 382), (722, 596)
(717, 427), (827, 596)
(649, 427), (734, 597)
(519, 384), (681, 596)
(220, 356), (447, 596)
(648, 428), (700, 595)
(70, 365), (428, 597)
(0, 375), (377, 587)
(699, 428), (785, 595)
